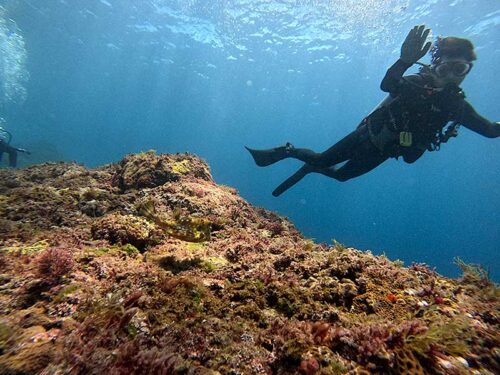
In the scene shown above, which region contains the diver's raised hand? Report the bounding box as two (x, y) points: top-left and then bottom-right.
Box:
(400, 25), (432, 64)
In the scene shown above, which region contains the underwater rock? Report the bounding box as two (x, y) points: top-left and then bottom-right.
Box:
(0, 325), (55, 374)
(112, 151), (213, 191)
(0, 152), (498, 375)
(91, 213), (163, 251)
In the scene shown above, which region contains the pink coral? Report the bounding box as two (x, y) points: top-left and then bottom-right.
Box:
(36, 247), (74, 283)
(299, 358), (319, 374)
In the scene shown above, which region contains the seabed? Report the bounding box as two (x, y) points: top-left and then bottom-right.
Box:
(0, 152), (498, 374)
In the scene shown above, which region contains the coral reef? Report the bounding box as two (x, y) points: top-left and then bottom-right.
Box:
(0, 151), (498, 374)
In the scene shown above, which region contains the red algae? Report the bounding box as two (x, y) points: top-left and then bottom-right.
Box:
(0, 152), (498, 374)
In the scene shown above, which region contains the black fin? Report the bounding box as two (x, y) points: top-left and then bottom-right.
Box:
(272, 165), (311, 196)
(245, 145), (291, 167)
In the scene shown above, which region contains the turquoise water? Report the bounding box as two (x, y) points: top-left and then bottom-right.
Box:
(1, 0), (499, 280)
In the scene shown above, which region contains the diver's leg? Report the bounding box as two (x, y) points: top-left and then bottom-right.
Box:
(0, 142), (5, 165)
(289, 125), (368, 168)
(272, 150), (386, 197)
(5, 146), (17, 168)
(272, 164), (343, 197)
(273, 163), (347, 196)
(332, 153), (388, 182)
(247, 125), (367, 168)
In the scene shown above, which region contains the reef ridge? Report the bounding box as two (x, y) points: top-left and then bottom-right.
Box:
(0, 151), (498, 374)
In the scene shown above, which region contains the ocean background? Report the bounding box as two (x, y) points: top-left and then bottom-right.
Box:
(1, 0), (498, 280)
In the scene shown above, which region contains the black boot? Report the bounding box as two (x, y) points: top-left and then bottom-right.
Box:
(245, 143), (294, 167)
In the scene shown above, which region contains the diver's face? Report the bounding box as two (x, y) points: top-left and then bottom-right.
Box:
(430, 56), (473, 87)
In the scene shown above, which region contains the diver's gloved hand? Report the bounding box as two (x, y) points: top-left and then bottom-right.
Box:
(400, 25), (432, 65)
(16, 148), (30, 155)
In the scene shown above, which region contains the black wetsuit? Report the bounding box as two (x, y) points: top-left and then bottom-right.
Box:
(0, 139), (20, 167)
(288, 59), (500, 182)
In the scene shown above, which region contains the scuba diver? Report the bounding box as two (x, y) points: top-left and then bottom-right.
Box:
(0, 122), (30, 168)
(246, 25), (500, 196)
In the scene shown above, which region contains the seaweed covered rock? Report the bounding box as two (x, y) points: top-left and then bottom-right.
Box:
(0, 152), (498, 375)
(111, 151), (213, 191)
(0, 325), (56, 374)
(91, 214), (163, 251)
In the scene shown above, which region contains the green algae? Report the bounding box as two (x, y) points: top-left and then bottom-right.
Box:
(406, 316), (471, 358)
(53, 284), (80, 303)
(328, 361), (347, 374)
(139, 149), (157, 156)
(393, 259), (405, 267)
(266, 284), (302, 318)
(91, 213), (162, 251)
(186, 242), (205, 251)
(82, 245), (139, 259)
(96, 247), (111, 256)
(171, 160), (191, 174)
(78, 187), (109, 201)
(332, 239), (347, 252)
(159, 255), (226, 274)
(282, 338), (307, 365)
(228, 280), (267, 307)
(159, 256), (204, 274)
(158, 278), (210, 319)
(137, 200), (212, 242)
(454, 257), (499, 300)
(164, 213), (212, 242)
(1, 240), (49, 256)
(0, 322), (14, 354)
(120, 244), (139, 256)
(233, 302), (268, 328)
(201, 257), (228, 272)
(276, 297), (298, 317)
(303, 239), (315, 252)
(454, 257), (490, 283)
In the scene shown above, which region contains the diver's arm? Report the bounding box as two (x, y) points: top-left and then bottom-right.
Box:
(14, 147), (30, 154)
(380, 59), (413, 93)
(381, 25), (431, 94)
(459, 101), (500, 138)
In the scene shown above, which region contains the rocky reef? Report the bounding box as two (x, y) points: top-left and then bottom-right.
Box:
(0, 151), (498, 375)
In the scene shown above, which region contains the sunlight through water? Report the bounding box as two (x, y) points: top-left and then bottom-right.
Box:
(0, 5), (28, 105)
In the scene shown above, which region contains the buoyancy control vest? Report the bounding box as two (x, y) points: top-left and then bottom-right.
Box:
(364, 75), (466, 157)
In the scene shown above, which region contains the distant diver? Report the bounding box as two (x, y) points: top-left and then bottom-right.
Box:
(246, 25), (500, 196)
(0, 123), (30, 168)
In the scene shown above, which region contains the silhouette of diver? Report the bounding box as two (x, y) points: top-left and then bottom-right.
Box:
(0, 125), (30, 168)
(246, 25), (500, 196)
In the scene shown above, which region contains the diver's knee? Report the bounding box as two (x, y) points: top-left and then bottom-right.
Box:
(334, 173), (351, 182)
(403, 150), (425, 164)
(309, 157), (330, 168)
(403, 157), (418, 164)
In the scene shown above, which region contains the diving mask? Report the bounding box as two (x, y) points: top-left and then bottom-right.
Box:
(433, 61), (472, 78)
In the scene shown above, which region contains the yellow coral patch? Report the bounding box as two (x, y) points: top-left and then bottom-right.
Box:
(1, 240), (50, 256)
(201, 257), (228, 271)
(186, 243), (205, 251)
(171, 160), (191, 174)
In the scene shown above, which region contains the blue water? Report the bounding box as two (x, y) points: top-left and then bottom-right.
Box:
(1, 0), (499, 280)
